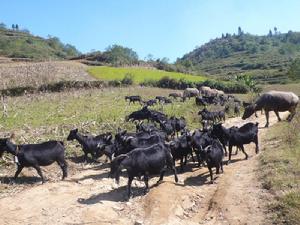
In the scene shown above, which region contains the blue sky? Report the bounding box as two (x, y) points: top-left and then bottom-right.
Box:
(1, 0), (300, 61)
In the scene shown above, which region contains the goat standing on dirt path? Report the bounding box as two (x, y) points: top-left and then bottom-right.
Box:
(0, 138), (68, 183)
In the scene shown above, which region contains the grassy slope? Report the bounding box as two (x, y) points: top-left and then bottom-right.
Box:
(179, 33), (300, 83)
(260, 111), (300, 224)
(87, 66), (206, 83)
(0, 29), (79, 59)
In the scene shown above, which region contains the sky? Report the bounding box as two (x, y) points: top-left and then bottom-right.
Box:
(1, 0), (300, 62)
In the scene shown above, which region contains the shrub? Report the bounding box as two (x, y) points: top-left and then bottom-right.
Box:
(139, 76), (249, 94)
(121, 73), (133, 85)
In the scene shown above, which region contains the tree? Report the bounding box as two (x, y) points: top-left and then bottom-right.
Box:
(238, 26), (243, 36)
(15, 24), (19, 30)
(0, 22), (6, 29)
(103, 45), (139, 66)
(268, 29), (272, 37)
(235, 74), (259, 93)
(274, 27), (278, 35)
(145, 54), (154, 62)
(11, 24), (15, 30)
(222, 33), (225, 38)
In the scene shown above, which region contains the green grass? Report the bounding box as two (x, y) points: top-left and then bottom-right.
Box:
(260, 111), (300, 225)
(0, 87), (219, 156)
(87, 66), (206, 83)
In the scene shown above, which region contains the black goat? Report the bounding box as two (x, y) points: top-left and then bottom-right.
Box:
(109, 143), (178, 199)
(144, 99), (157, 107)
(114, 134), (164, 156)
(198, 108), (225, 124)
(170, 116), (186, 136)
(195, 97), (207, 106)
(0, 139), (67, 183)
(125, 95), (142, 104)
(212, 123), (259, 164)
(67, 129), (112, 162)
(201, 139), (224, 183)
(169, 131), (195, 171)
(125, 107), (152, 122)
(155, 96), (167, 103)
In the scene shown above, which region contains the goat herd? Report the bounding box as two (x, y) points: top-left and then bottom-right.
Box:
(0, 87), (298, 199)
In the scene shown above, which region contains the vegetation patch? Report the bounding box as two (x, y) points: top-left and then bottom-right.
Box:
(88, 66), (206, 83)
(177, 29), (300, 84)
(87, 66), (249, 93)
(0, 27), (79, 60)
(260, 111), (300, 224)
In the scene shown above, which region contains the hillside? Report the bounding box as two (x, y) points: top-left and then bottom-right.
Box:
(0, 27), (80, 60)
(177, 31), (300, 84)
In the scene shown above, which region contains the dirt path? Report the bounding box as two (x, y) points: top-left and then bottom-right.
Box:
(0, 112), (287, 225)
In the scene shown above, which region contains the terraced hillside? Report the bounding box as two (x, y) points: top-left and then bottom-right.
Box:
(177, 32), (300, 84)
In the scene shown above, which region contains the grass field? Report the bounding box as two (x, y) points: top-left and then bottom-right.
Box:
(0, 87), (222, 157)
(87, 66), (207, 83)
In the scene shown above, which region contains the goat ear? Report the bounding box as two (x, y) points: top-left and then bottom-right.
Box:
(116, 154), (128, 163)
(74, 128), (78, 133)
(121, 130), (127, 135)
(106, 134), (112, 141)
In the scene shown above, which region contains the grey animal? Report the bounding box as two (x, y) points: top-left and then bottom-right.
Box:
(183, 88), (199, 99)
(242, 91), (299, 127)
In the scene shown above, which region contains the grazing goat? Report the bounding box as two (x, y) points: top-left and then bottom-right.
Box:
(125, 96), (142, 104)
(67, 129), (112, 162)
(169, 92), (183, 99)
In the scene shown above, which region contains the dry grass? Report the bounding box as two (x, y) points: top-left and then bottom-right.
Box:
(263, 83), (300, 96)
(260, 110), (300, 225)
(0, 61), (94, 89)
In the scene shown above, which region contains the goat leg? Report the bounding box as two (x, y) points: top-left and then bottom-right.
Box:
(127, 176), (134, 200)
(157, 168), (166, 183)
(143, 174), (149, 194)
(33, 165), (45, 183)
(14, 165), (24, 180)
(208, 167), (214, 184)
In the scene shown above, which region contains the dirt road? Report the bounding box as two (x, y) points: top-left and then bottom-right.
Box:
(0, 112), (286, 225)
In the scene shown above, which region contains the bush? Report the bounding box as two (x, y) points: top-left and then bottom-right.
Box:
(140, 76), (248, 94)
(121, 73), (133, 85)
